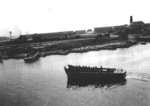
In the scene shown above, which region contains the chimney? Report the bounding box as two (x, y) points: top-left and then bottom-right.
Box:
(130, 16), (133, 24)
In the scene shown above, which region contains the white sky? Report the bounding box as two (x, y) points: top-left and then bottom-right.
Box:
(0, 0), (150, 37)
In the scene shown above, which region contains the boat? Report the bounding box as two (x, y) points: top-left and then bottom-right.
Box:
(0, 59), (3, 63)
(0, 56), (3, 63)
(24, 51), (40, 63)
(140, 42), (147, 45)
(0, 53), (3, 63)
(64, 65), (126, 81)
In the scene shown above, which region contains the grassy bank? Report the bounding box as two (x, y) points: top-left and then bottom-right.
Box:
(0, 37), (136, 60)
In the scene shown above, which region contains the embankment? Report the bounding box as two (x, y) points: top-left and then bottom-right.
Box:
(0, 38), (136, 59)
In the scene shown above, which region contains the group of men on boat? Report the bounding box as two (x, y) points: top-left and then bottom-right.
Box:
(67, 64), (117, 72)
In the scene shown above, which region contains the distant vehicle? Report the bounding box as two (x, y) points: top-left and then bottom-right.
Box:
(96, 34), (103, 39)
(96, 33), (110, 39)
(103, 33), (110, 38)
(24, 51), (40, 63)
(64, 65), (126, 81)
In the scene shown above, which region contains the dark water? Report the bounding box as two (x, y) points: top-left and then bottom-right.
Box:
(0, 43), (150, 106)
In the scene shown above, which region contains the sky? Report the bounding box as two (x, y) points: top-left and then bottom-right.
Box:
(0, 0), (150, 37)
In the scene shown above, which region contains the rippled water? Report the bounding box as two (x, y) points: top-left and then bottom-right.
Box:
(0, 43), (150, 106)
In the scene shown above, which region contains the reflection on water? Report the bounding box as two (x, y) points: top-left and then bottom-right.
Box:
(67, 77), (126, 89)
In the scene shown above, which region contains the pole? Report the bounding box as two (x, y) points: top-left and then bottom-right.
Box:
(9, 31), (12, 40)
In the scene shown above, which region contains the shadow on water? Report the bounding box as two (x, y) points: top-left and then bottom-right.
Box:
(67, 77), (126, 89)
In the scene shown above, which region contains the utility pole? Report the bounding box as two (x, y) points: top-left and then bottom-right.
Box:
(9, 31), (12, 40)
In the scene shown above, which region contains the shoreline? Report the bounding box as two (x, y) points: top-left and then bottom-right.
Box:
(40, 40), (136, 57)
(0, 38), (137, 60)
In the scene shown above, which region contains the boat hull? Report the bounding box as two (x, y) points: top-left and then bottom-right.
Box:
(64, 67), (126, 82)
(24, 57), (39, 63)
(67, 76), (126, 88)
(24, 52), (40, 63)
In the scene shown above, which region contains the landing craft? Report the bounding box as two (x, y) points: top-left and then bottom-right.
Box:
(64, 65), (126, 82)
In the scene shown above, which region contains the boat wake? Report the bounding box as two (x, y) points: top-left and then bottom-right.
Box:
(126, 72), (150, 82)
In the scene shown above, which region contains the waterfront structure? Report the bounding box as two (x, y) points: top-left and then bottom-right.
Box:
(94, 25), (126, 34)
(94, 16), (150, 34)
(144, 23), (150, 31)
(94, 26), (113, 34)
(14, 16), (150, 42)
(16, 35), (33, 42)
(124, 16), (150, 32)
(75, 30), (86, 34)
(144, 23), (150, 30)
(130, 21), (144, 29)
(16, 31), (75, 42)
(113, 25), (126, 32)
(130, 21), (150, 33)
(0, 37), (9, 41)
(128, 34), (141, 41)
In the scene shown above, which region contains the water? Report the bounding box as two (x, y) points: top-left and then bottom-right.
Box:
(0, 43), (150, 106)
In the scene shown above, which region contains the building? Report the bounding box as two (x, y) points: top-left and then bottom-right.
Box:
(75, 30), (86, 34)
(128, 34), (141, 41)
(94, 16), (150, 35)
(94, 26), (113, 34)
(15, 30), (76, 43)
(143, 23), (150, 30)
(94, 25), (126, 34)
(130, 21), (145, 29)
(113, 25), (126, 33)
(130, 16), (133, 24)
(31, 31), (75, 40)
(0, 37), (9, 41)
(129, 16), (150, 31)
(18, 35), (33, 42)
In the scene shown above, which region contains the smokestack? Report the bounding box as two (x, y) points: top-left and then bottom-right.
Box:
(130, 16), (133, 24)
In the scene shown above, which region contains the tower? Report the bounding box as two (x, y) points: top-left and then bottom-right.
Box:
(130, 16), (133, 24)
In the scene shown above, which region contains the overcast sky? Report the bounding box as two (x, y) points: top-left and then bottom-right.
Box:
(0, 0), (150, 37)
